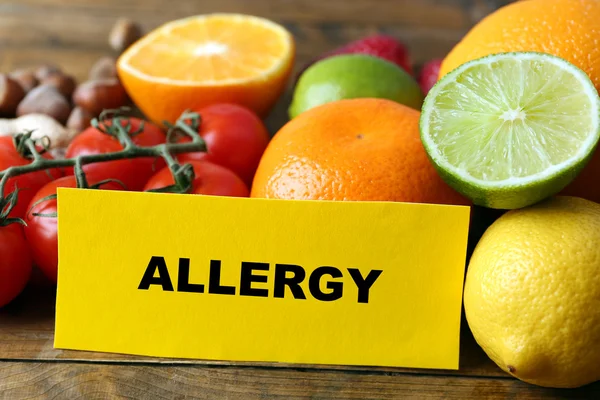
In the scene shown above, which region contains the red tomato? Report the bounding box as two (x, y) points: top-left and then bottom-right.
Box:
(0, 136), (63, 218)
(143, 161), (249, 197)
(65, 118), (166, 191)
(23, 175), (124, 283)
(0, 223), (32, 308)
(176, 104), (270, 187)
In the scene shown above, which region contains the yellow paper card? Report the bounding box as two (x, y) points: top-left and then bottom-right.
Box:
(55, 188), (470, 369)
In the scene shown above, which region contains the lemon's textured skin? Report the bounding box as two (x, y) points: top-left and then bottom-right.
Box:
(464, 196), (600, 388)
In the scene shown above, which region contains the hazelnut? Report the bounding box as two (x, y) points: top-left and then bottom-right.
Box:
(89, 57), (118, 80)
(17, 84), (72, 124)
(66, 106), (94, 132)
(109, 18), (143, 54)
(41, 73), (77, 99)
(35, 64), (62, 81)
(9, 69), (39, 93)
(73, 78), (129, 115)
(0, 74), (26, 116)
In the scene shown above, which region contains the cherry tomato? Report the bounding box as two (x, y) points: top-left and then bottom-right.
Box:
(23, 175), (124, 283)
(143, 161), (249, 197)
(0, 136), (63, 218)
(65, 118), (166, 191)
(176, 104), (270, 187)
(0, 223), (32, 308)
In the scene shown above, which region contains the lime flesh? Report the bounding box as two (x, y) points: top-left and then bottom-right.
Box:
(420, 52), (600, 209)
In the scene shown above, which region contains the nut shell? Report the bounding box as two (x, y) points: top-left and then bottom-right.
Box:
(17, 84), (72, 124)
(72, 78), (129, 115)
(35, 64), (62, 81)
(0, 74), (26, 116)
(89, 57), (118, 80)
(66, 106), (94, 132)
(9, 69), (39, 93)
(109, 18), (143, 53)
(42, 73), (77, 99)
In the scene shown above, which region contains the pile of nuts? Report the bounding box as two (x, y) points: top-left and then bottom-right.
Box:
(0, 18), (143, 149)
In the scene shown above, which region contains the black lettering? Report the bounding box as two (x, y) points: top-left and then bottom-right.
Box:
(348, 269), (382, 303)
(308, 266), (343, 301)
(177, 258), (204, 293)
(208, 260), (236, 295)
(240, 262), (269, 297)
(274, 264), (306, 299)
(138, 256), (174, 291)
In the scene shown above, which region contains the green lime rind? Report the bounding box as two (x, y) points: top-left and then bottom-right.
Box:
(419, 52), (600, 210)
(430, 156), (593, 210)
(290, 54), (423, 118)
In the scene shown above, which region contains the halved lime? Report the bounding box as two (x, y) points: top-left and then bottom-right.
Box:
(420, 52), (600, 209)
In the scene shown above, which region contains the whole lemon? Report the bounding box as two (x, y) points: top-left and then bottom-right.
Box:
(464, 196), (600, 388)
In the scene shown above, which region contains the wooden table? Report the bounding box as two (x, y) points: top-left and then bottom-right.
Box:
(1, 0), (599, 398)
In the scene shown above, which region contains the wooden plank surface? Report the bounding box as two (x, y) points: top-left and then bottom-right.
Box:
(1, 0), (599, 398)
(0, 287), (500, 377)
(1, 0), (514, 78)
(1, 362), (599, 400)
(0, 285), (500, 377)
(0, 284), (599, 400)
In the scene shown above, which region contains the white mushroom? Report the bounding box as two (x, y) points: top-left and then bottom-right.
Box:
(0, 114), (79, 157)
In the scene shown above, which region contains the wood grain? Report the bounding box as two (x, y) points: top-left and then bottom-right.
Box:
(1, 0), (598, 398)
(0, 0), (514, 79)
(0, 285), (500, 377)
(1, 362), (599, 400)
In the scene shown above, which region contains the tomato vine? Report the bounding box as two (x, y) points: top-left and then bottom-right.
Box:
(0, 108), (208, 225)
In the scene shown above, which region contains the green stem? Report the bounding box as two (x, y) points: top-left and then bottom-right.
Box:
(0, 109), (208, 218)
(0, 141), (205, 192)
(111, 116), (137, 150)
(74, 158), (89, 189)
(146, 147), (195, 194)
(24, 139), (44, 162)
(160, 146), (180, 171)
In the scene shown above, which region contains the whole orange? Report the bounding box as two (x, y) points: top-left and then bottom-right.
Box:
(440, 0), (600, 85)
(251, 98), (467, 205)
(439, 0), (600, 204)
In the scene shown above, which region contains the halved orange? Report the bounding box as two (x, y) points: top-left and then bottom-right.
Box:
(117, 14), (295, 124)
